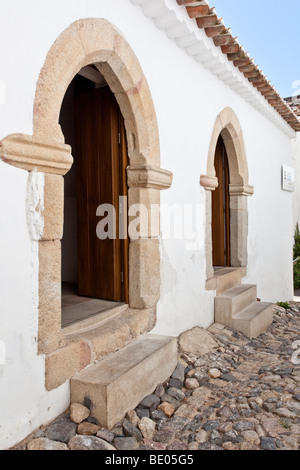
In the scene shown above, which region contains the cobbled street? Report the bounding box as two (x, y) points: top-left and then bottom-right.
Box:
(13, 302), (300, 451)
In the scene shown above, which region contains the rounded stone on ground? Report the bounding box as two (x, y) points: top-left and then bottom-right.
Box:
(44, 414), (77, 443)
(143, 438), (167, 450)
(138, 417), (156, 439)
(193, 372), (210, 387)
(167, 387), (185, 402)
(185, 378), (199, 390)
(69, 434), (116, 450)
(181, 353), (197, 365)
(240, 441), (259, 450)
(167, 440), (188, 450)
(274, 407), (297, 419)
(70, 403), (90, 424)
(260, 436), (278, 451)
(242, 430), (260, 446)
(195, 429), (208, 444)
(77, 421), (100, 435)
(171, 362), (186, 382)
(233, 421), (255, 432)
(154, 383), (165, 398)
(96, 428), (115, 443)
(113, 436), (139, 450)
(178, 327), (219, 356)
(186, 368), (196, 378)
(135, 408), (150, 419)
(150, 409), (167, 421)
(158, 402), (175, 418)
(27, 437), (69, 451)
(222, 441), (239, 450)
(160, 392), (180, 409)
(188, 441), (199, 450)
(208, 368), (222, 379)
(122, 418), (143, 441)
(126, 409), (140, 427)
(139, 394), (160, 409)
(254, 397), (263, 406)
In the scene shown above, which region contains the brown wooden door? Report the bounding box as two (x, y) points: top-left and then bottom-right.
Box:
(75, 86), (129, 302)
(212, 136), (230, 267)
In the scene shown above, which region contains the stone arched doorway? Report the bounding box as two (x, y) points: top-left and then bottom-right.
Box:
(0, 18), (173, 390)
(200, 107), (254, 287)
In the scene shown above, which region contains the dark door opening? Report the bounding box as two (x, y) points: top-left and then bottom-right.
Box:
(59, 68), (129, 327)
(212, 136), (230, 267)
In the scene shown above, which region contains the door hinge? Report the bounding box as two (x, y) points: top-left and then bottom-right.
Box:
(121, 272), (124, 283)
(118, 132), (121, 145)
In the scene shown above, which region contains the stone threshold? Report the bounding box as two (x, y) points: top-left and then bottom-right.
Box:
(62, 303), (129, 335)
(45, 304), (157, 392)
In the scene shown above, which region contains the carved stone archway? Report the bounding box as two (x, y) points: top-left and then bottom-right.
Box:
(200, 107), (253, 286)
(0, 18), (172, 390)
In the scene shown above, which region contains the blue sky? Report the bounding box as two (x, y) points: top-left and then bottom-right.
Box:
(210, 0), (300, 98)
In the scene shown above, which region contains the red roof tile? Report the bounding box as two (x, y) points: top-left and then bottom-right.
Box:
(176, 0), (300, 132)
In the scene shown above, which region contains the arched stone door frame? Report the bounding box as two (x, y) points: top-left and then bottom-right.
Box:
(200, 107), (254, 287)
(0, 18), (172, 390)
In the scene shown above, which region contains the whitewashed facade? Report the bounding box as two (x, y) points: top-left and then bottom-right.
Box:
(0, 0), (298, 449)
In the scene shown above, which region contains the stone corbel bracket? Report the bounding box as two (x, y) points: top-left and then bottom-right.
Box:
(200, 174), (218, 191)
(0, 134), (73, 175)
(127, 164), (173, 190)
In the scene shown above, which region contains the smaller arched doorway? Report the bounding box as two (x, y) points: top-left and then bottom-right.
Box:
(212, 135), (230, 267)
(200, 108), (254, 285)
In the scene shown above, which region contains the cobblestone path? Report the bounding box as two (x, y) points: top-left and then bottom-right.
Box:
(13, 302), (300, 451)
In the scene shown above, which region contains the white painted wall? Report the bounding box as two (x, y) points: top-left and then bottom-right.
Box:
(292, 133), (300, 229)
(0, 0), (296, 448)
(243, 114), (294, 303)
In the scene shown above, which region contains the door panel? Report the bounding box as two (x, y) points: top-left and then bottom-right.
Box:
(212, 136), (230, 267)
(75, 86), (128, 301)
(119, 117), (129, 303)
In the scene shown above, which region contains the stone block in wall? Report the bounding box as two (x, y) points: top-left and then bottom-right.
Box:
(45, 339), (92, 391)
(38, 240), (63, 355)
(43, 174), (64, 241)
(129, 238), (160, 309)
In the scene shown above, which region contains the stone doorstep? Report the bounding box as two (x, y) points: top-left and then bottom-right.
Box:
(215, 284), (258, 325)
(232, 302), (274, 339)
(70, 334), (177, 429)
(213, 267), (274, 339)
(213, 267), (242, 295)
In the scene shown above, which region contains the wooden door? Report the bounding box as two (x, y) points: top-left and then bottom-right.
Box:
(75, 86), (129, 302)
(212, 136), (230, 267)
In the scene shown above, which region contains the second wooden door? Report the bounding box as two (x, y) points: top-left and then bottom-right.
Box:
(212, 136), (231, 267)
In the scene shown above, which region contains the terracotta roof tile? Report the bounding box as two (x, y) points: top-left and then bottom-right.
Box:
(176, 0), (300, 132)
(186, 5), (210, 17)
